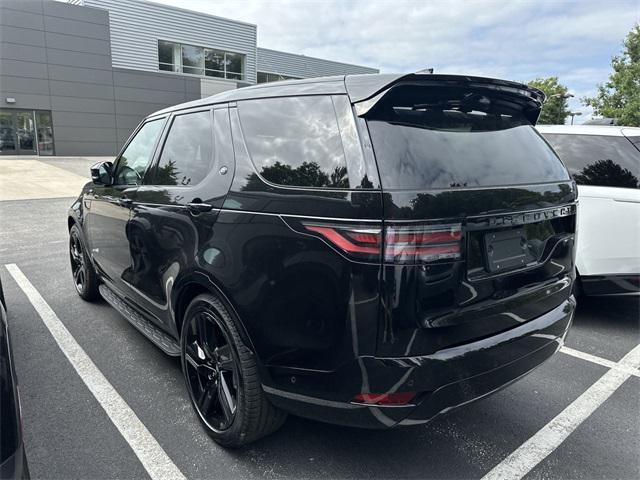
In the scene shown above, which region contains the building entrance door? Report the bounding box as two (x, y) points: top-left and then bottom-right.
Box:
(0, 109), (54, 155)
(0, 110), (17, 155)
(15, 111), (37, 155)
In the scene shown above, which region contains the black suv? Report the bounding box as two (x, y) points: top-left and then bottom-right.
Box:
(68, 74), (577, 447)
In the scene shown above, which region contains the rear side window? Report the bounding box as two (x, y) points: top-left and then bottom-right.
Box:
(366, 86), (570, 190)
(542, 134), (639, 189)
(156, 110), (213, 186)
(238, 96), (349, 188)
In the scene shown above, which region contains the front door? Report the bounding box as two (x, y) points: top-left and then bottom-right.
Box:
(85, 117), (166, 296)
(130, 107), (235, 332)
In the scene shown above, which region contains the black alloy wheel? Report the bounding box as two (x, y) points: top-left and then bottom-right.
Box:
(69, 225), (99, 301)
(183, 309), (239, 432)
(181, 294), (286, 447)
(70, 232), (86, 293)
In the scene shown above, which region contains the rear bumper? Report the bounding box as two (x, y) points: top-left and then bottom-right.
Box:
(264, 297), (575, 428)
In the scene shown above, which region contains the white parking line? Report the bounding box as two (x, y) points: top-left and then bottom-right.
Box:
(560, 346), (640, 378)
(482, 342), (640, 480)
(5, 264), (186, 480)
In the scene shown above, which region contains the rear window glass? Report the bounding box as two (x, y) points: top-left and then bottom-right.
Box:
(366, 86), (570, 190)
(238, 96), (349, 188)
(541, 134), (639, 189)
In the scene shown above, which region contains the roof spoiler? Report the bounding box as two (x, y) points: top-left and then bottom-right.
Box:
(345, 73), (546, 123)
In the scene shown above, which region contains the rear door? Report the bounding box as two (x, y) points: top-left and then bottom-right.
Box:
(129, 105), (235, 332)
(361, 81), (578, 356)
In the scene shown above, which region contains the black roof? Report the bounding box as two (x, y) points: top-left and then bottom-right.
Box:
(150, 73), (545, 118)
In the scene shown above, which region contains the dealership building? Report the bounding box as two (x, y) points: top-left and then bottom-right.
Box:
(0, 0), (378, 156)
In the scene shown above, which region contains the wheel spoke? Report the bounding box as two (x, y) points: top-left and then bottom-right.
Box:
(218, 371), (236, 424)
(184, 353), (202, 369)
(195, 314), (213, 357)
(197, 380), (210, 406)
(73, 266), (84, 285)
(199, 382), (216, 415)
(216, 344), (234, 371)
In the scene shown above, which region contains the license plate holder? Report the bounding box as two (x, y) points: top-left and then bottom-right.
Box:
(484, 228), (529, 273)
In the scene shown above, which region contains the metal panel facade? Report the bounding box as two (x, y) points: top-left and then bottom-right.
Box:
(0, 0), (119, 155)
(1, 0), (379, 156)
(257, 47), (378, 79)
(0, 0), (204, 155)
(81, 0), (259, 84)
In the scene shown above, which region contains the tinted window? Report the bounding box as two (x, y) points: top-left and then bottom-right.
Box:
(238, 96), (349, 188)
(156, 110), (213, 186)
(182, 45), (204, 75)
(542, 134), (639, 189)
(366, 86), (569, 190)
(115, 119), (164, 185)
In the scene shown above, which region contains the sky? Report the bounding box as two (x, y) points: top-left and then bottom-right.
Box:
(153, 0), (639, 123)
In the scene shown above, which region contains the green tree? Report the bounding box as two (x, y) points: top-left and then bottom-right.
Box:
(528, 77), (571, 124)
(583, 24), (640, 126)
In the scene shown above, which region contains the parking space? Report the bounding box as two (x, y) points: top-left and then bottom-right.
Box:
(0, 159), (638, 479)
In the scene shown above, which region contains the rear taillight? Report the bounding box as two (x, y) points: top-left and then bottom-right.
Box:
(302, 222), (462, 264)
(303, 224), (382, 262)
(384, 224), (462, 263)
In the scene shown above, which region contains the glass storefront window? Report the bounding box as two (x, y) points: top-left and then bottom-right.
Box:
(36, 111), (54, 156)
(205, 49), (225, 77)
(0, 111), (17, 154)
(0, 109), (55, 156)
(224, 52), (243, 77)
(158, 40), (244, 80)
(158, 40), (179, 72)
(181, 45), (204, 75)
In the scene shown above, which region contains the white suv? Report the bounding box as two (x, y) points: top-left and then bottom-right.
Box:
(538, 125), (640, 295)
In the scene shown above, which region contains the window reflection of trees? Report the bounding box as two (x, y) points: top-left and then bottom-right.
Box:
(156, 112), (213, 186)
(573, 159), (638, 189)
(244, 161), (349, 189)
(238, 96), (349, 188)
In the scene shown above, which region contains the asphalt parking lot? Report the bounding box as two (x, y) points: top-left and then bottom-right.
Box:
(1, 157), (638, 480)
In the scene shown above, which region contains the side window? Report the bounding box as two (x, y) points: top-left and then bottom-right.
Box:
(114, 119), (164, 185)
(155, 110), (214, 186)
(543, 134), (640, 189)
(237, 96), (349, 188)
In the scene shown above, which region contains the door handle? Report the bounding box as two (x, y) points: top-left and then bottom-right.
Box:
(187, 202), (214, 214)
(118, 197), (133, 207)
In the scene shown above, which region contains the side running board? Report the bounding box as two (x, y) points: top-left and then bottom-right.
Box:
(99, 285), (180, 356)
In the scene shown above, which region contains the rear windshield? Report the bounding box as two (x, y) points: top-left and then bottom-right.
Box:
(366, 86), (570, 190)
(541, 134), (639, 189)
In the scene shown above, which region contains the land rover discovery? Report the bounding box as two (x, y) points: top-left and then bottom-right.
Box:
(68, 73), (577, 446)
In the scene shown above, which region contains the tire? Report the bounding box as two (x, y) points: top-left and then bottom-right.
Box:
(69, 224), (99, 301)
(180, 293), (286, 447)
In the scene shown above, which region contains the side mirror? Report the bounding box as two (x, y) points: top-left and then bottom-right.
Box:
(90, 161), (113, 185)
